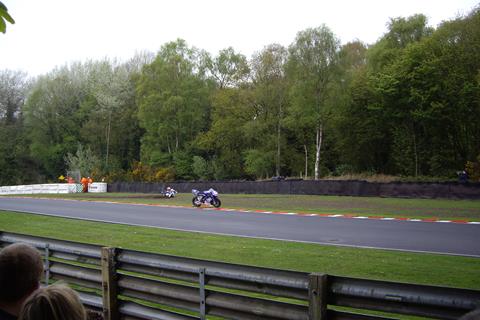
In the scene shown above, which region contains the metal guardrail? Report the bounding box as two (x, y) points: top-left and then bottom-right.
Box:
(1, 231), (479, 320)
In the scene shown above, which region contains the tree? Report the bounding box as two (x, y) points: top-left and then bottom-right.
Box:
(192, 155), (209, 180)
(195, 48), (251, 179)
(82, 59), (141, 173)
(23, 64), (89, 179)
(64, 144), (101, 178)
(202, 47), (250, 89)
(136, 39), (212, 176)
(367, 14), (433, 72)
(379, 9), (480, 176)
(0, 1), (14, 34)
(0, 70), (28, 125)
(251, 44), (289, 177)
(0, 70), (37, 184)
(243, 149), (273, 179)
(196, 86), (252, 179)
(287, 25), (340, 179)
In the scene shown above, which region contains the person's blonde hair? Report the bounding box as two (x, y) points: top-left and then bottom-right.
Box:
(19, 284), (86, 320)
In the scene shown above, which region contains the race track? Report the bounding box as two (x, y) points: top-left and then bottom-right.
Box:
(0, 197), (479, 257)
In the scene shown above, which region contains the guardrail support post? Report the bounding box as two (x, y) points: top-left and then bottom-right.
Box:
(44, 244), (50, 285)
(199, 267), (206, 320)
(101, 247), (119, 320)
(308, 273), (328, 320)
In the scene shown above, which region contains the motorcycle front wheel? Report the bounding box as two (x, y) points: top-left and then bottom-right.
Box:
(212, 198), (221, 208)
(192, 196), (202, 207)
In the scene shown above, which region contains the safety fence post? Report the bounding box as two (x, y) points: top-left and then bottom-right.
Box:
(44, 243), (50, 285)
(199, 267), (206, 320)
(308, 273), (328, 320)
(101, 247), (119, 320)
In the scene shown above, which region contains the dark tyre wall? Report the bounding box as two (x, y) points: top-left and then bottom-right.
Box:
(108, 180), (480, 199)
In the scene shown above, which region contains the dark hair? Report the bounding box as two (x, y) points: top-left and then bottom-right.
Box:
(19, 284), (86, 320)
(0, 243), (44, 302)
(460, 309), (480, 320)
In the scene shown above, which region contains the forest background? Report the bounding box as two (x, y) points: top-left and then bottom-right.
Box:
(1, 8), (479, 184)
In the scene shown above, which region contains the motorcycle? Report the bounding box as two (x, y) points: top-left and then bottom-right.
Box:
(192, 188), (221, 208)
(164, 187), (177, 198)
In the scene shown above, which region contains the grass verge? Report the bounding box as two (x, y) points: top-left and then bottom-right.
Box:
(0, 210), (479, 290)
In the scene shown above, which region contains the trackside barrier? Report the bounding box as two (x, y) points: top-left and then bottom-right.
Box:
(89, 182), (108, 193)
(0, 231), (479, 320)
(0, 183), (83, 195)
(108, 181), (480, 200)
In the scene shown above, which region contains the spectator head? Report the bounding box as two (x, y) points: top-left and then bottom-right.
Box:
(19, 284), (86, 320)
(459, 309), (480, 320)
(0, 243), (43, 304)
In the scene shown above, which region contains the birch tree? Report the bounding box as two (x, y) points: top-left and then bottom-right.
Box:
(85, 60), (134, 171)
(202, 47), (250, 89)
(287, 25), (339, 179)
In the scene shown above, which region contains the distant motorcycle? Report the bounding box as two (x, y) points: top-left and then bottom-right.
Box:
(192, 188), (221, 208)
(164, 187), (177, 198)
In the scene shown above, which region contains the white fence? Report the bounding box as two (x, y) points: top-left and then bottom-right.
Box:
(0, 183), (107, 195)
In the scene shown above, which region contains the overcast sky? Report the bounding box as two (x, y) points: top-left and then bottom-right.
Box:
(1, 0), (478, 77)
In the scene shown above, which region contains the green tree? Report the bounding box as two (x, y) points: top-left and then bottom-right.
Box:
(136, 39), (212, 176)
(380, 9), (480, 176)
(243, 149), (273, 179)
(367, 14), (433, 72)
(64, 144), (101, 178)
(0, 70), (38, 184)
(202, 47), (250, 89)
(81, 59), (142, 174)
(196, 48), (251, 179)
(0, 70), (29, 125)
(287, 25), (340, 179)
(251, 44), (289, 177)
(192, 155), (210, 180)
(196, 87), (252, 179)
(349, 14), (437, 176)
(23, 64), (88, 179)
(0, 1), (14, 33)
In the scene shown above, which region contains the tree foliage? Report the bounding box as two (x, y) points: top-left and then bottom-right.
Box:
(0, 1), (14, 34)
(287, 25), (340, 179)
(64, 144), (101, 178)
(136, 40), (212, 176)
(1, 8), (480, 184)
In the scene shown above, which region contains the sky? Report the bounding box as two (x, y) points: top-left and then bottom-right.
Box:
(1, 0), (478, 77)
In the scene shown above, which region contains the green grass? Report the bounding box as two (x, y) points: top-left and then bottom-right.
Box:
(14, 192), (480, 221)
(1, 210), (479, 290)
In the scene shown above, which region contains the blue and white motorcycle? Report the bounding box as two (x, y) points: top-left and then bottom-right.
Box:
(164, 187), (177, 198)
(192, 188), (221, 208)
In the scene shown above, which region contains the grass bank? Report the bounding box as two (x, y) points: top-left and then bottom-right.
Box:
(0, 210), (479, 290)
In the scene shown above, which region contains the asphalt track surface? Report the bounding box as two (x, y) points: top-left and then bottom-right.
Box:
(0, 197), (479, 257)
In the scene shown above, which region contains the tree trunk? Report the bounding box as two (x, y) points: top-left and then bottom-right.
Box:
(175, 131), (179, 152)
(105, 110), (112, 170)
(314, 123), (323, 180)
(276, 117), (281, 177)
(304, 144), (308, 179)
(413, 129), (418, 177)
(166, 134), (171, 154)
